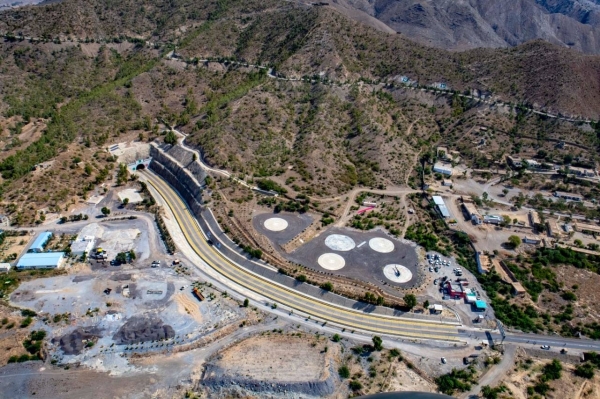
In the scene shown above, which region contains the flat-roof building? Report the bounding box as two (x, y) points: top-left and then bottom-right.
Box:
(484, 215), (502, 225)
(0, 263), (10, 272)
(554, 191), (582, 202)
(575, 222), (600, 235)
(17, 252), (65, 269)
(569, 166), (596, 178)
(28, 231), (52, 253)
(506, 155), (523, 168)
(474, 300), (487, 311)
(432, 196), (451, 218)
(462, 203), (482, 224)
(70, 235), (95, 256)
(433, 163), (453, 176)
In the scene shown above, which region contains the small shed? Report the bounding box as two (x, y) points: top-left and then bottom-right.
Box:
(0, 263), (10, 272)
(474, 300), (487, 311)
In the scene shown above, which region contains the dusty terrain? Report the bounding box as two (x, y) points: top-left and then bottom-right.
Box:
(202, 333), (339, 397)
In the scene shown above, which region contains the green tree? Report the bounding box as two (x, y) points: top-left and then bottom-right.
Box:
(404, 294), (417, 309)
(332, 334), (341, 342)
(423, 300), (430, 309)
(122, 197), (129, 206)
(116, 163), (129, 185)
(372, 336), (383, 351)
(84, 163), (93, 176)
(164, 130), (177, 145)
(101, 207), (110, 217)
(128, 249), (136, 260)
(338, 365), (350, 378)
(295, 274), (307, 283)
(320, 282), (333, 291)
(243, 298), (249, 307)
(507, 235), (521, 248)
(575, 363), (595, 379)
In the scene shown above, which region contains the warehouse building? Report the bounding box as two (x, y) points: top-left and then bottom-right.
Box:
(432, 196), (451, 218)
(28, 231), (52, 253)
(17, 252), (65, 269)
(433, 163), (453, 176)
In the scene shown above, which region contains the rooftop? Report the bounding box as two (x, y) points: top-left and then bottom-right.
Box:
(575, 222), (600, 233)
(475, 300), (487, 309)
(432, 196), (451, 218)
(29, 231), (52, 251)
(17, 252), (64, 268)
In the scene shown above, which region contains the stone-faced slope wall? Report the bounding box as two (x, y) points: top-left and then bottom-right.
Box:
(149, 143), (205, 216)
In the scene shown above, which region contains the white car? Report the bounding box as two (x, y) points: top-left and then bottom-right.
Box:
(441, 357), (447, 364)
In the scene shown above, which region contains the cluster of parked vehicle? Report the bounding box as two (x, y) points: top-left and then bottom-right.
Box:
(427, 253), (452, 273)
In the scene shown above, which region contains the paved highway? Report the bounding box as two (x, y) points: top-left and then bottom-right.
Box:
(143, 170), (600, 351)
(143, 171), (462, 342)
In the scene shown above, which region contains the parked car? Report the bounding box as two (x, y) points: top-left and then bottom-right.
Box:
(441, 357), (447, 364)
(541, 345), (551, 350)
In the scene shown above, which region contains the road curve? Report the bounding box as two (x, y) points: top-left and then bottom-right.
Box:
(143, 170), (462, 341)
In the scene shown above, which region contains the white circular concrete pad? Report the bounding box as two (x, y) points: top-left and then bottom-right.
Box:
(317, 253), (346, 270)
(369, 237), (394, 253)
(383, 264), (413, 283)
(263, 217), (288, 232)
(324, 234), (356, 251)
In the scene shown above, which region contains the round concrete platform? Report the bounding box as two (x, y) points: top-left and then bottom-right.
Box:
(382, 264), (413, 283)
(263, 218), (288, 232)
(324, 234), (356, 251)
(317, 253), (346, 270)
(369, 237), (394, 253)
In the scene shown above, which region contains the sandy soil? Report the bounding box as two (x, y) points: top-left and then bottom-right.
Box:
(173, 292), (203, 323)
(387, 361), (436, 392)
(498, 349), (600, 399)
(208, 334), (335, 383)
(0, 233), (32, 262)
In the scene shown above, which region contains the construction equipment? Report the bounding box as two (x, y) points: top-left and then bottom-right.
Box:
(192, 287), (205, 301)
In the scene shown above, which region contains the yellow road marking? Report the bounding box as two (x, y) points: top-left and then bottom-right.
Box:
(147, 175), (459, 341)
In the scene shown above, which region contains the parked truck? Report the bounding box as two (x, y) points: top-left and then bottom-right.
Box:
(192, 287), (205, 301)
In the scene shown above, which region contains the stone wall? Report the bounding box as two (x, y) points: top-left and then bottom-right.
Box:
(149, 143), (205, 216)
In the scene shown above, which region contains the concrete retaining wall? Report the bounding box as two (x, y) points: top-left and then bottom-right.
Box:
(149, 143), (205, 216)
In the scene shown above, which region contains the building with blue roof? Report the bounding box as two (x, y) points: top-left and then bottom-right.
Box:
(28, 231), (52, 253)
(474, 300), (487, 311)
(17, 252), (65, 269)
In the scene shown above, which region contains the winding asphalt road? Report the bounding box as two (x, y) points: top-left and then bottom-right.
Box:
(143, 170), (462, 341)
(142, 170), (600, 351)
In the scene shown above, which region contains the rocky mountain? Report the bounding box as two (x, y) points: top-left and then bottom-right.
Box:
(331, 0), (600, 54)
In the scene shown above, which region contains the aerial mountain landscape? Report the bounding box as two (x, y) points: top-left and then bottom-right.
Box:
(0, 0), (598, 398)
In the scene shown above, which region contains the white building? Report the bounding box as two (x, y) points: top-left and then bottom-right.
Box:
(432, 196), (451, 218)
(484, 215), (502, 225)
(0, 263), (10, 272)
(433, 163), (453, 176)
(70, 235), (95, 257)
